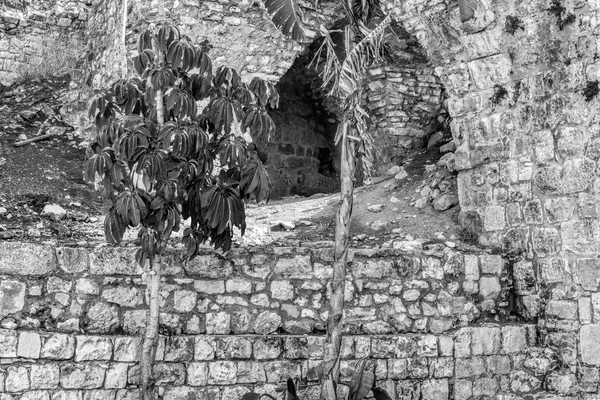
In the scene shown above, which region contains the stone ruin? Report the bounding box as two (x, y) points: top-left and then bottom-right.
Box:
(1, 0), (600, 398)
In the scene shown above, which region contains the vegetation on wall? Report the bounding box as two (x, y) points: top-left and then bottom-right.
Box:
(548, 0), (576, 30)
(504, 15), (525, 34)
(583, 80), (599, 102)
(84, 23), (277, 400)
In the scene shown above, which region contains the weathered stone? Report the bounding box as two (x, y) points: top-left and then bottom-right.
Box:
(76, 278), (100, 295)
(164, 337), (194, 362)
(483, 205), (505, 231)
(467, 54), (512, 89)
(271, 280), (294, 300)
(5, 366), (29, 392)
(225, 279), (252, 294)
(113, 337), (141, 362)
(479, 277), (501, 299)
(206, 312), (230, 334)
(471, 327), (500, 355)
(0, 280), (25, 317)
(0, 243), (57, 275)
(274, 255), (312, 278)
(563, 158), (595, 193)
(502, 326), (528, 354)
(208, 361), (237, 384)
(432, 194), (459, 211)
(194, 337), (216, 360)
(546, 300), (578, 320)
(254, 311), (282, 334)
(581, 325), (600, 365)
(75, 336), (113, 361)
(254, 337), (283, 359)
(194, 280), (225, 294)
(105, 363), (128, 389)
(575, 259), (600, 291)
(85, 302), (120, 333)
(173, 290), (197, 313)
(102, 287), (143, 308)
(30, 364), (59, 389)
(421, 378), (449, 400)
(41, 333), (75, 359)
(17, 331), (40, 358)
(56, 247), (89, 273)
(187, 362), (208, 386)
(479, 255), (503, 275)
(216, 337), (252, 359)
(89, 247), (142, 275)
(123, 310), (147, 335)
(185, 255), (232, 278)
(153, 363), (186, 385)
(0, 329), (17, 357)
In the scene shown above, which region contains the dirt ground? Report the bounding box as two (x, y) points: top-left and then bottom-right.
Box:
(0, 79), (462, 249)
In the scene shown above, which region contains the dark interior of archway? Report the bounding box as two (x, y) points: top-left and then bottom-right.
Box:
(263, 18), (448, 199)
(264, 42), (341, 199)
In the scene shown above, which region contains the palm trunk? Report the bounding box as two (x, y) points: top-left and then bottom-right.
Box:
(140, 17), (166, 398)
(321, 122), (356, 400)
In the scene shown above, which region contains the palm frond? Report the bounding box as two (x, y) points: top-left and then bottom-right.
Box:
(263, 0), (307, 41)
(459, 0), (477, 22)
(309, 25), (343, 96)
(338, 13), (392, 97)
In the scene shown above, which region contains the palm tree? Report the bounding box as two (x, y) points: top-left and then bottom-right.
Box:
(263, 1), (392, 398)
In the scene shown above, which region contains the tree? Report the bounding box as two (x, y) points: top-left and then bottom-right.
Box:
(84, 24), (277, 400)
(264, 0), (392, 398)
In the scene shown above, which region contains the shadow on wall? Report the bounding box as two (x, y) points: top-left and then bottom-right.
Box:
(264, 47), (341, 199)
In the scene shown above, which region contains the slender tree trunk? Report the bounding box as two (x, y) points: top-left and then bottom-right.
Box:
(321, 122), (356, 400)
(122, 0), (128, 76)
(140, 16), (165, 398)
(141, 255), (162, 400)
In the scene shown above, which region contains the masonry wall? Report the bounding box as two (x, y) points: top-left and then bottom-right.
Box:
(387, 0), (600, 396)
(0, 241), (562, 399)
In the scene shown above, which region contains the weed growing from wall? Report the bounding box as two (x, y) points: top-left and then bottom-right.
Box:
(583, 80), (600, 102)
(548, 0), (576, 30)
(490, 84), (509, 105)
(504, 16), (524, 34)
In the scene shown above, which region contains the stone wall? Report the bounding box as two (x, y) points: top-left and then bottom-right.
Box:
(0, 0), (88, 85)
(385, 0), (600, 396)
(0, 240), (567, 398)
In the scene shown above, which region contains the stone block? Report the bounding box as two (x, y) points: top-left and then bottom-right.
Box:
(471, 327), (500, 355)
(75, 336), (113, 361)
(431, 358), (454, 378)
(173, 290), (197, 313)
(479, 277), (501, 299)
(17, 331), (40, 358)
(483, 205), (506, 231)
(187, 362), (208, 386)
(194, 280), (225, 294)
(479, 255), (503, 275)
(30, 364), (59, 389)
(89, 247), (142, 275)
(535, 166), (563, 193)
(544, 197), (575, 222)
(467, 54), (512, 89)
(523, 199), (543, 224)
(464, 255), (480, 280)
(254, 337), (283, 360)
(0, 329), (17, 357)
(563, 158), (595, 193)
(85, 302), (120, 333)
(253, 311), (281, 334)
(532, 227), (561, 257)
(105, 363), (128, 389)
(185, 255), (232, 278)
(546, 300), (578, 320)
(0, 242), (57, 275)
(421, 378), (449, 400)
(274, 255), (312, 278)
(455, 357), (485, 378)
(454, 379), (473, 399)
(581, 325), (600, 365)
(502, 326), (528, 354)
(532, 129), (555, 164)
(208, 361), (237, 384)
(76, 278), (99, 295)
(576, 259), (600, 291)
(592, 293), (600, 324)
(206, 312), (231, 334)
(56, 247), (89, 273)
(216, 337), (252, 359)
(561, 220), (600, 254)
(580, 298), (592, 325)
(102, 287), (143, 308)
(5, 366), (29, 392)
(225, 279), (252, 294)
(0, 280), (26, 316)
(454, 328), (471, 358)
(113, 337), (141, 362)
(539, 258), (570, 283)
(154, 363), (185, 385)
(163, 337), (194, 362)
(486, 355), (511, 374)
(194, 336), (216, 360)
(438, 336), (453, 357)
(41, 333), (74, 359)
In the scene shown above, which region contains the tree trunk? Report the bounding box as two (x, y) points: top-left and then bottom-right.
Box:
(140, 18), (166, 398)
(122, 0), (128, 76)
(321, 122), (356, 400)
(141, 255), (162, 400)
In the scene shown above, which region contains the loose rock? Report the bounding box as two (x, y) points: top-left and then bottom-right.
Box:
(41, 204), (67, 221)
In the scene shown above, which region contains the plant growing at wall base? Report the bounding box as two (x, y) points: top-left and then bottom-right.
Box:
(83, 24), (277, 400)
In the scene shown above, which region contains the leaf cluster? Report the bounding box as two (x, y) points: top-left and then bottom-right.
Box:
(84, 25), (279, 264)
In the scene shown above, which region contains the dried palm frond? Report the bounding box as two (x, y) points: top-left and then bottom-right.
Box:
(309, 25), (343, 96)
(263, 0), (307, 41)
(338, 13), (391, 97)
